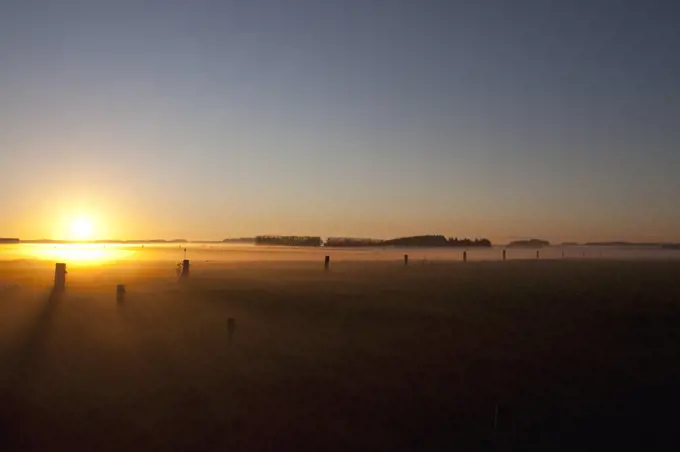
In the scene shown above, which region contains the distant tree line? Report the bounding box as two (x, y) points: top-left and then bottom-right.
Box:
(252, 234), (492, 248)
(446, 237), (492, 247)
(381, 235), (492, 247)
(325, 237), (385, 247)
(255, 236), (322, 247)
(507, 239), (550, 248)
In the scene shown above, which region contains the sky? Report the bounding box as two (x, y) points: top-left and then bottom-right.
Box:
(1, 0), (679, 243)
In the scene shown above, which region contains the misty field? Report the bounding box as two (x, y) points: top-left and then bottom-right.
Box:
(1, 255), (679, 451)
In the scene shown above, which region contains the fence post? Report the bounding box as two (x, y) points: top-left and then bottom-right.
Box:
(492, 404), (500, 443)
(116, 284), (126, 303)
(54, 263), (67, 291)
(324, 255), (330, 270)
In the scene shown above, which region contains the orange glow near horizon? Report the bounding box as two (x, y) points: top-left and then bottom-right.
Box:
(53, 210), (114, 241)
(21, 244), (136, 265)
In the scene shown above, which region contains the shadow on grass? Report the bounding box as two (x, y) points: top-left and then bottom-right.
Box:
(0, 288), (63, 447)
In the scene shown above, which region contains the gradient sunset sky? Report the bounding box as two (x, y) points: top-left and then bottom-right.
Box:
(1, 0), (679, 242)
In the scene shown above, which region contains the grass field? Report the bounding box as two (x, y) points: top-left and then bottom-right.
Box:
(1, 256), (679, 451)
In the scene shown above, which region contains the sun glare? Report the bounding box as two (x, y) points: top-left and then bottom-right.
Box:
(26, 244), (135, 265)
(71, 218), (94, 240)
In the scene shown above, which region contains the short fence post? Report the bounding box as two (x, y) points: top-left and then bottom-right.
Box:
(404, 254), (409, 266)
(116, 284), (126, 303)
(54, 263), (67, 292)
(502, 249), (506, 261)
(492, 403), (500, 443)
(463, 251), (467, 262)
(324, 255), (330, 270)
(182, 259), (190, 279)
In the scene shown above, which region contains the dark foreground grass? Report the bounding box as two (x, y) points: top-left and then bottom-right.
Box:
(1, 260), (679, 451)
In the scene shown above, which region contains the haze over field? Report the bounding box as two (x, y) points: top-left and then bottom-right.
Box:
(2, 243), (680, 267)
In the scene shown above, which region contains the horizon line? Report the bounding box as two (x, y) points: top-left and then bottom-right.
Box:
(2, 237), (680, 247)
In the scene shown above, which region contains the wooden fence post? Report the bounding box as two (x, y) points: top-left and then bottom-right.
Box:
(54, 263), (67, 291)
(117, 284), (126, 303)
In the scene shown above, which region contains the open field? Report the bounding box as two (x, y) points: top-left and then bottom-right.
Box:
(1, 250), (680, 451)
(2, 242), (680, 264)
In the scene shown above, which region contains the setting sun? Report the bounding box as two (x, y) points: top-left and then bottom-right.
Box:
(71, 218), (94, 240)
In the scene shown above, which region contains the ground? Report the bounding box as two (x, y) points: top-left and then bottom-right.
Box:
(1, 257), (679, 451)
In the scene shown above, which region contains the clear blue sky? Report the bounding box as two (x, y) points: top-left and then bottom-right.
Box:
(1, 0), (679, 242)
